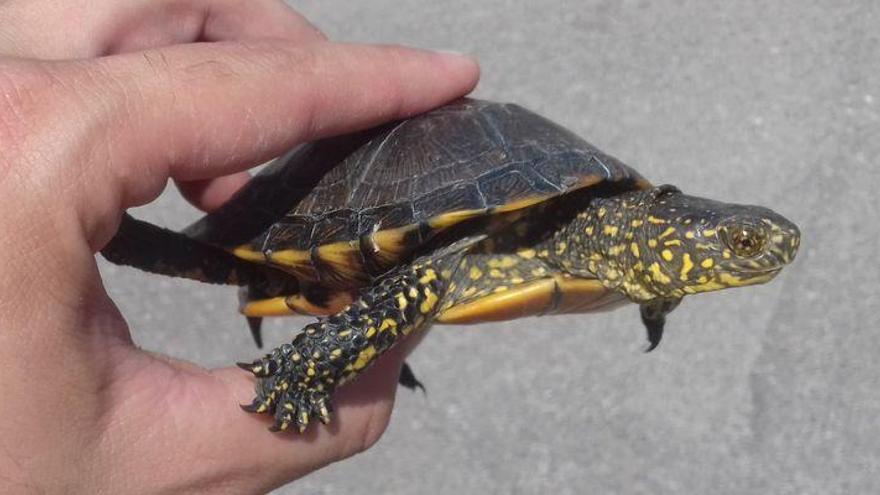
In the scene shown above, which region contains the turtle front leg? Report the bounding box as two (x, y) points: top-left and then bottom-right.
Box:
(238, 261), (446, 433)
(639, 298), (681, 352)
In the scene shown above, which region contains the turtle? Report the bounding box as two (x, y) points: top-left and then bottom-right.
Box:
(102, 98), (800, 433)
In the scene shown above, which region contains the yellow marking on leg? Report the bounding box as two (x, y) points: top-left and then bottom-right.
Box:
(603, 225), (619, 236)
(242, 292), (350, 318)
(419, 268), (437, 285)
(469, 266), (484, 280)
(648, 216), (666, 224)
(631, 219), (644, 228)
(396, 293), (408, 310)
(352, 345), (377, 370)
(240, 297), (296, 317)
(379, 318), (398, 333)
(661, 249), (674, 262)
(701, 258), (714, 268)
(664, 239), (681, 247)
(420, 288), (439, 314)
(648, 239), (658, 248)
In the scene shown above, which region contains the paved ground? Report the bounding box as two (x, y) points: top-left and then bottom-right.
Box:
(99, 1), (880, 493)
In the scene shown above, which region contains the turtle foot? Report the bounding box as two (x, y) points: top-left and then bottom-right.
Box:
(238, 345), (336, 433)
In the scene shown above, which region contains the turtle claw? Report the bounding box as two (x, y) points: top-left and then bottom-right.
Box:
(236, 359), (277, 377)
(240, 399), (268, 414)
(259, 389), (334, 434)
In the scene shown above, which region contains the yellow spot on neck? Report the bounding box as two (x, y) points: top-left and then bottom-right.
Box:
(630, 243), (640, 258)
(663, 239), (681, 247)
(685, 231), (695, 239)
(518, 248), (537, 259)
(648, 216), (666, 225)
(469, 266), (483, 280)
(701, 258), (714, 268)
(631, 219), (644, 228)
(649, 263), (671, 284)
(661, 249), (674, 261)
(680, 253), (694, 281)
(584, 225), (594, 235)
(648, 239), (658, 248)
(603, 225), (619, 236)
(659, 226), (677, 239)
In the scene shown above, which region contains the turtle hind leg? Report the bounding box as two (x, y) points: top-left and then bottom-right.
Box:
(246, 317), (264, 348)
(238, 285), (355, 348)
(399, 362), (426, 394)
(238, 259), (449, 433)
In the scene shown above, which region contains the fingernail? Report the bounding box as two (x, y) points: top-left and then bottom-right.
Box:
(435, 49), (468, 57)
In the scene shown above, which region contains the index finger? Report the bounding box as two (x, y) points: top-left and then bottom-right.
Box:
(51, 41), (479, 246)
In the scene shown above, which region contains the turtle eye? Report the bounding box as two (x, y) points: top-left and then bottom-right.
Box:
(724, 224), (767, 257)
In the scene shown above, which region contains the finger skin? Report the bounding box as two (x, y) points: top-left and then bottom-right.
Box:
(64, 41), (478, 247)
(176, 172), (251, 213)
(92, 334), (425, 493)
(0, 0), (324, 58)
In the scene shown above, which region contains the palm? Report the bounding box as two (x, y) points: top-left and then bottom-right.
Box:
(0, 1), (478, 492)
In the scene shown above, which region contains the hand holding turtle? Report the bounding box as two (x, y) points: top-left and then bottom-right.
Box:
(0, 1), (479, 493)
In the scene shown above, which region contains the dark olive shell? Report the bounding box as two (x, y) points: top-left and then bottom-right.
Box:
(185, 98), (646, 258)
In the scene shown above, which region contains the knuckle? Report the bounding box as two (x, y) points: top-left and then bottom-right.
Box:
(0, 60), (56, 143)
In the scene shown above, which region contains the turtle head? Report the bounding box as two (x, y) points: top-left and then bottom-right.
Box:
(559, 185), (800, 302)
(623, 185), (800, 299)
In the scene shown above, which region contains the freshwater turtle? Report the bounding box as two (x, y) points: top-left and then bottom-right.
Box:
(102, 98), (800, 433)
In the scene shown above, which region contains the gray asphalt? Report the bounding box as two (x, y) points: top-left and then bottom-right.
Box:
(98, 1), (880, 493)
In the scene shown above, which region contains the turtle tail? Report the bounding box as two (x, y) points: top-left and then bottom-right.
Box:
(100, 213), (266, 287)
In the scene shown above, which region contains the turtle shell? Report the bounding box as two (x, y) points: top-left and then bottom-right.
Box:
(185, 99), (648, 288)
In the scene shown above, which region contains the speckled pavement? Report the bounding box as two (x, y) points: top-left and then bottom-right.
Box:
(99, 1), (880, 493)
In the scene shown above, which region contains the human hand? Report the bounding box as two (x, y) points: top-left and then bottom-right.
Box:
(0, 1), (479, 493)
